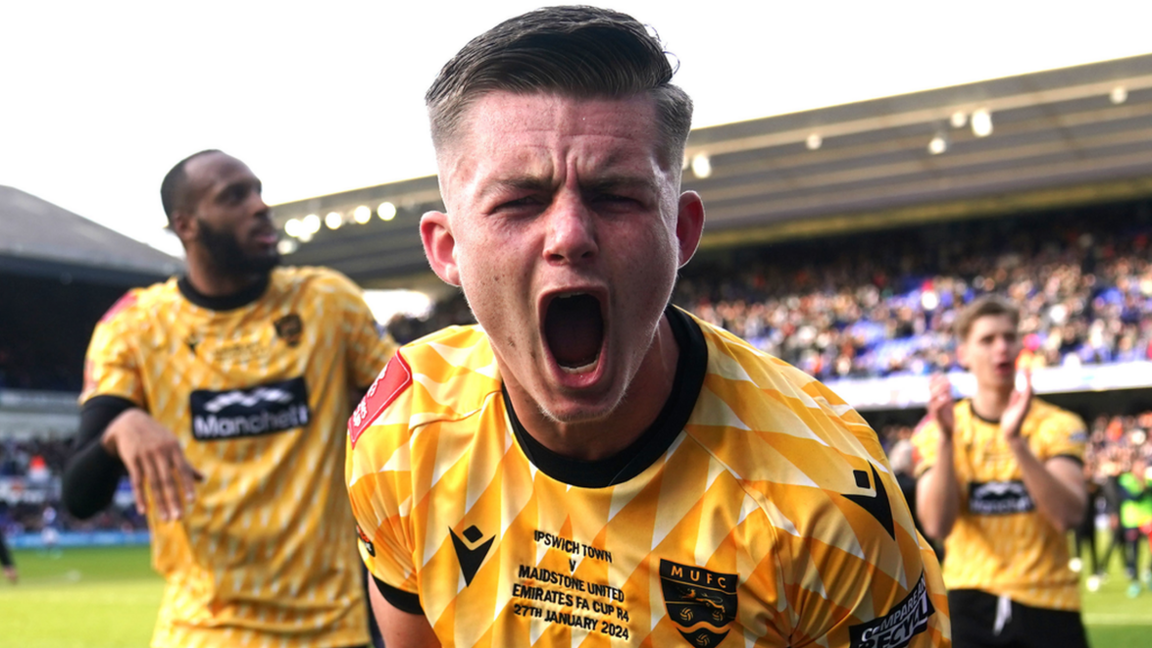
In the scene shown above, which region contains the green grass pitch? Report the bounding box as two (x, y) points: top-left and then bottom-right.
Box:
(1, 544), (1149, 646)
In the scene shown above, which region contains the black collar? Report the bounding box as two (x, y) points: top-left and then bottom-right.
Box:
(504, 306), (708, 488)
(177, 273), (270, 311)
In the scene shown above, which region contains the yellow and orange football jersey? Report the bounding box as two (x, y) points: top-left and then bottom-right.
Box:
(348, 308), (950, 647)
(82, 266), (395, 648)
(913, 398), (1087, 611)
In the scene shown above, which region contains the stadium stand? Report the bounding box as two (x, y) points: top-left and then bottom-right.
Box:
(0, 186), (178, 543)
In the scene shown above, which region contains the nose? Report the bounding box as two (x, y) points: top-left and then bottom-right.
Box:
(542, 193), (598, 264)
(250, 192), (271, 218)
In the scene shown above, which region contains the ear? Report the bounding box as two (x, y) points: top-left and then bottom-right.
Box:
(170, 209), (198, 246)
(675, 191), (705, 267)
(420, 211), (461, 286)
(956, 341), (969, 370)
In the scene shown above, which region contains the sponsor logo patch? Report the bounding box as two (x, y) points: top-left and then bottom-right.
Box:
(660, 559), (737, 646)
(849, 572), (935, 648)
(349, 352), (411, 448)
(356, 524), (376, 557)
(273, 313), (304, 347)
(968, 480), (1035, 515)
(190, 377), (310, 441)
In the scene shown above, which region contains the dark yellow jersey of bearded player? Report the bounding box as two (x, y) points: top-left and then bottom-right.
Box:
(347, 307), (950, 647)
(82, 266), (395, 648)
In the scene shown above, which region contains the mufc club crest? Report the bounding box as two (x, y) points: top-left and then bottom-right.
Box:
(660, 559), (737, 646)
(274, 313), (303, 347)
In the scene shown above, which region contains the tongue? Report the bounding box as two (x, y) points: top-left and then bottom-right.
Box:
(545, 295), (603, 368)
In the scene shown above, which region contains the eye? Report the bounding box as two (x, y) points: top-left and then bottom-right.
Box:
(221, 185), (248, 204)
(492, 195), (545, 216)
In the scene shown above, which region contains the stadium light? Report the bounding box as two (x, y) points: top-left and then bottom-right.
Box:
(928, 133), (948, 155)
(378, 201), (397, 221)
(353, 205), (372, 224)
(971, 108), (993, 137)
(277, 239), (298, 255)
(284, 218), (302, 238)
(691, 153), (712, 179)
(299, 230), (314, 243)
(303, 214), (321, 234)
(806, 133), (822, 150)
(1111, 86), (1128, 105)
(325, 211), (343, 230)
(950, 111), (967, 128)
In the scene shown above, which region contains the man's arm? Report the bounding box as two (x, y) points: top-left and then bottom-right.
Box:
(63, 398), (202, 521)
(1008, 452), (1086, 533)
(1001, 373), (1086, 533)
(369, 578), (440, 648)
(916, 375), (961, 541)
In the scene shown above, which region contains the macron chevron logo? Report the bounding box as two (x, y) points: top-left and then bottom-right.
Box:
(202, 387), (294, 413)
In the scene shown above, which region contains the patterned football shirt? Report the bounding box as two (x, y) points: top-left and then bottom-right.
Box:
(348, 308), (950, 647)
(913, 399), (1087, 611)
(82, 266), (396, 648)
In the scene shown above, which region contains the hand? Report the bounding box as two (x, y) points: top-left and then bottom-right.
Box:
(927, 374), (955, 440)
(101, 409), (204, 521)
(1001, 370), (1033, 444)
(3, 566), (16, 583)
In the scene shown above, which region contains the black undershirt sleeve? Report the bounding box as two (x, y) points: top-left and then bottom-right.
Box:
(61, 395), (136, 519)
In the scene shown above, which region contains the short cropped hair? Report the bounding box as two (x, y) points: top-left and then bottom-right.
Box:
(955, 295), (1020, 342)
(425, 5), (693, 168)
(160, 149), (221, 222)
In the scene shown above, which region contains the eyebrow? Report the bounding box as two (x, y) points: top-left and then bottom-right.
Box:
(481, 174), (656, 198)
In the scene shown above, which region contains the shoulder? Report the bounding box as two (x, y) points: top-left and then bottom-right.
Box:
(96, 278), (178, 329)
(1031, 398), (1087, 433)
(349, 325), (499, 445)
(272, 265), (362, 299)
(688, 314), (887, 479)
(694, 313), (832, 400)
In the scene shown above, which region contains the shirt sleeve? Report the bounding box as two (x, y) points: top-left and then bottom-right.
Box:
(1036, 410), (1088, 463)
(80, 291), (145, 408)
(328, 271), (398, 390)
(779, 463), (951, 647)
(345, 353), (420, 611)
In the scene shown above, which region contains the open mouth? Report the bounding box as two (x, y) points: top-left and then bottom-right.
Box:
(544, 293), (604, 373)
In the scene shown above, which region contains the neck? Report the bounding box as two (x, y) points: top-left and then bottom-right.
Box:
(185, 253), (262, 297)
(507, 314), (679, 461)
(971, 385), (1012, 421)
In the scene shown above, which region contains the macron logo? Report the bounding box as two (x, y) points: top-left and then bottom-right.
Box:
(349, 352), (412, 448)
(203, 387), (294, 413)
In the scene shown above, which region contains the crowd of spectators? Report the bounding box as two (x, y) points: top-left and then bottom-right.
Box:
(676, 201), (1152, 382)
(0, 437), (146, 538)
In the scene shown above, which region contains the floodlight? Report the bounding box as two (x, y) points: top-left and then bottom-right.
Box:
(971, 108), (993, 137)
(691, 153), (712, 179)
